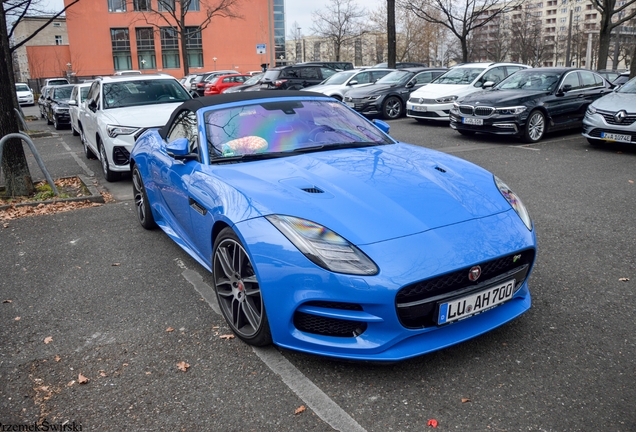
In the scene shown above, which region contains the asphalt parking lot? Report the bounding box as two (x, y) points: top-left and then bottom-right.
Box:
(1, 106), (635, 431)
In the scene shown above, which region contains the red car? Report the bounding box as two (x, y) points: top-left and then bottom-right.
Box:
(204, 74), (251, 95)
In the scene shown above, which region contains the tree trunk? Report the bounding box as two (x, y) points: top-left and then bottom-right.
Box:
(596, 11), (614, 70)
(461, 36), (469, 63)
(630, 42), (636, 78)
(387, 0), (396, 69)
(0, 5), (33, 197)
(180, 7), (190, 76)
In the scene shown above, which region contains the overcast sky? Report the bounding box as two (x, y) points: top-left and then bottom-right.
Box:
(43, 0), (384, 38)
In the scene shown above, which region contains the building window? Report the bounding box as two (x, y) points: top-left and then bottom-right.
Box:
(55, 35), (63, 45)
(133, 0), (151, 11)
(314, 42), (321, 61)
(111, 28), (132, 70)
(160, 27), (180, 69)
(188, 0), (200, 11)
(108, 0), (126, 12)
(158, 0), (175, 11)
(136, 27), (156, 69)
(53, 22), (61, 27)
(185, 27), (203, 68)
(575, 6), (581, 11)
(561, 7), (567, 13)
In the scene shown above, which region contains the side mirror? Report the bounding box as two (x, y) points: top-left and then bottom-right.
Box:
(88, 100), (97, 112)
(560, 84), (572, 93)
(373, 119), (390, 134)
(189, 90), (199, 98)
(405, 81), (415, 88)
(482, 81), (495, 89)
(68, 99), (78, 106)
(166, 137), (197, 160)
(348, 79), (359, 86)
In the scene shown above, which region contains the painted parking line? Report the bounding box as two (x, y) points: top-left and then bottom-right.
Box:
(177, 259), (367, 432)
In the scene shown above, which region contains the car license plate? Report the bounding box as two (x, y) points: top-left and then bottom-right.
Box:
(413, 105), (427, 112)
(438, 279), (516, 325)
(462, 117), (483, 125)
(600, 132), (631, 142)
(346, 102), (355, 108)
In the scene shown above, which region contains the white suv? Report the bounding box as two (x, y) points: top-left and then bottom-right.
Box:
(79, 74), (191, 181)
(406, 63), (530, 121)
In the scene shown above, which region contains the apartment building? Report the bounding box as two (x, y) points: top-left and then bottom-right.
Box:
(472, 0), (635, 69)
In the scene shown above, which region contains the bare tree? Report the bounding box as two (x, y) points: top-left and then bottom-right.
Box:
(1, 0), (81, 197)
(400, 0), (522, 63)
(509, 8), (550, 66)
(387, 0), (396, 68)
(138, 0), (243, 76)
(591, 0), (636, 70)
(311, 0), (368, 61)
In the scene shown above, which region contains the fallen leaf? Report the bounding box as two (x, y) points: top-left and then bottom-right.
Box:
(619, 277), (630, 282)
(219, 334), (235, 340)
(15, 316), (20, 321)
(177, 361), (190, 372)
(100, 372), (107, 377)
(78, 373), (89, 384)
(427, 419), (438, 428)
(2, 299), (11, 303)
(294, 405), (306, 415)
(112, 263), (120, 267)
(461, 398), (471, 403)
(2, 223), (8, 228)
(43, 336), (53, 344)
(145, 371), (152, 375)
(629, 180), (634, 184)
(123, 363), (129, 367)
(212, 326), (220, 329)
(67, 380), (75, 387)
(166, 327), (174, 332)
(54, 355), (61, 362)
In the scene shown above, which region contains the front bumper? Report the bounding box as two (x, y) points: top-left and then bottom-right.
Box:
(18, 96), (34, 105)
(236, 210), (536, 361)
(582, 111), (636, 145)
(344, 97), (384, 115)
(104, 136), (134, 172)
(407, 101), (453, 121)
(449, 110), (527, 137)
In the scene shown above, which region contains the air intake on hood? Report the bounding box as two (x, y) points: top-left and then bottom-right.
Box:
(301, 187), (324, 194)
(434, 166), (447, 173)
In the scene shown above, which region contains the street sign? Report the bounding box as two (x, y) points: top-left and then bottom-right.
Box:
(256, 44), (266, 54)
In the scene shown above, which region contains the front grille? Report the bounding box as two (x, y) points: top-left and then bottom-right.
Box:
(601, 112), (636, 126)
(459, 105), (495, 117)
(112, 146), (130, 165)
(408, 110), (443, 118)
(294, 301), (367, 337)
(459, 105), (474, 115)
(588, 128), (635, 142)
(396, 249), (535, 328)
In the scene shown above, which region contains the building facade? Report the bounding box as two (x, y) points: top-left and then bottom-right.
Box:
(49, 0), (279, 79)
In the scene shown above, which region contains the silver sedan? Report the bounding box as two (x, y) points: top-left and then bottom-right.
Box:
(582, 75), (636, 146)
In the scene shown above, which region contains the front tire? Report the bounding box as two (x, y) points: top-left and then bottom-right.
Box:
(53, 116), (61, 130)
(382, 96), (403, 120)
(99, 139), (119, 182)
(213, 227), (272, 346)
(132, 165), (157, 230)
(522, 110), (546, 143)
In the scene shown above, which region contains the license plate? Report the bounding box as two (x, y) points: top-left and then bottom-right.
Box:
(462, 117), (483, 125)
(600, 132), (631, 142)
(413, 105), (427, 112)
(438, 279), (515, 325)
(346, 102), (355, 108)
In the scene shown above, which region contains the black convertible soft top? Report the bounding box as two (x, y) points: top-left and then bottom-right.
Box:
(159, 90), (326, 139)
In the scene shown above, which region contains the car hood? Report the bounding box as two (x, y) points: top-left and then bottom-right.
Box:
(411, 83), (480, 99)
(16, 90), (32, 96)
(208, 143), (510, 245)
(458, 89), (548, 106)
(590, 91), (635, 111)
(346, 84), (402, 97)
(100, 102), (184, 127)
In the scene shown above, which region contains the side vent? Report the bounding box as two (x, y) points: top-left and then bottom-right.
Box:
(301, 187), (324, 194)
(434, 166), (447, 173)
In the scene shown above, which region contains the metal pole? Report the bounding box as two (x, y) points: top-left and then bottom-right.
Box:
(565, 9), (573, 67)
(0, 133), (59, 196)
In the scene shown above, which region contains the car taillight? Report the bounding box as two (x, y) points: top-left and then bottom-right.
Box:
(197, 82), (205, 88)
(205, 83), (212, 89)
(274, 79), (287, 87)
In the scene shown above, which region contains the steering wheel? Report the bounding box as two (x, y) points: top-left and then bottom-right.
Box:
(308, 125), (335, 142)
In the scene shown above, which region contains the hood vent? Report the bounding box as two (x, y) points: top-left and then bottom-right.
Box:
(301, 187), (324, 194)
(434, 166), (447, 173)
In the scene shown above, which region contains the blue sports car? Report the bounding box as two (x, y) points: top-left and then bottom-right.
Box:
(130, 91), (536, 361)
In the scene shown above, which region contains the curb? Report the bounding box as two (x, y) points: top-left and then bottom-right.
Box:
(0, 174), (105, 211)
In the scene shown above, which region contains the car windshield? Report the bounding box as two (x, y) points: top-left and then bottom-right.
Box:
(53, 87), (73, 99)
(376, 70), (412, 85)
(433, 67), (486, 84)
(496, 70), (562, 92)
(243, 74), (262, 85)
(16, 84), (30, 92)
(205, 99), (393, 161)
(321, 71), (357, 85)
(617, 77), (636, 93)
(103, 79), (190, 109)
(48, 80), (68, 85)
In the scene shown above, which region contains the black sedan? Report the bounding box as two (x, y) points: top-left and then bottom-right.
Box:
(344, 68), (446, 119)
(449, 68), (613, 143)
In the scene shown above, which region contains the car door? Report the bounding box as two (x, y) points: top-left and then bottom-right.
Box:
(547, 71), (584, 128)
(69, 86), (79, 130)
(153, 109), (201, 246)
(578, 71), (611, 120)
(82, 82), (102, 155)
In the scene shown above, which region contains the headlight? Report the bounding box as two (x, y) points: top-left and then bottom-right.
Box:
(495, 106), (527, 115)
(107, 125), (139, 138)
(436, 95), (457, 103)
(53, 106), (68, 113)
(266, 215), (379, 275)
(586, 105), (597, 115)
(364, 95), (381, 101)
(494, 176), (532, 230)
